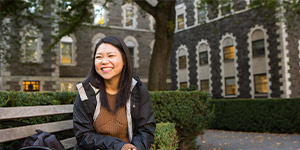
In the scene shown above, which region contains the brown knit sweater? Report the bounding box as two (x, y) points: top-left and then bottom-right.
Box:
(94, 93), (130, 143)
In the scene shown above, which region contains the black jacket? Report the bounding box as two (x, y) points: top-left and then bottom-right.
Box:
(73, 76), (156, 150)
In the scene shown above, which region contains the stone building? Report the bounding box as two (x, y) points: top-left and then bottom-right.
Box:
(171, 0), (300, 98)
(0, 0), (155, 92)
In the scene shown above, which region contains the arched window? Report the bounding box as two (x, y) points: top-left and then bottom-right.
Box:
(251, 29), (265, 57)
(220, 34), (238, 97)
(176, 45), (189, 89)
(223, 37), (234, 61)
(196, 40), (210, 93)
(124, 36), (139, 68)
(60, 35), (77, 65)
(248, 27), (269, 98)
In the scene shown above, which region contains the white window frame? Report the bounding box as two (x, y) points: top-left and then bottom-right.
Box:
(194, 0), (207, 25)
(60, 35), (77, 66)
(93, 3), (108, 25)
(220, 33), (239, 98)
(20, 25), (43, 63)
(176, 45), (189, 89)
(122, 3), (138, 29)
(175, 3), (186, 31)
(124, 36), (139, 68)
(196, 40), (211, 94)
(247, 25), (271, 98)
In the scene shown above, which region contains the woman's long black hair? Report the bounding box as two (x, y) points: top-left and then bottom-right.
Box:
(87, 36), (133, 113)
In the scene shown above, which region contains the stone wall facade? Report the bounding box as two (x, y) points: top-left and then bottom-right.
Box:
(0, 1), (154, 92)
(171, 0), (300, 98)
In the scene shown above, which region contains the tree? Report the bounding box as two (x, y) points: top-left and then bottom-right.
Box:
(133, 0), (176, 90)
(0, 0), (175, 91)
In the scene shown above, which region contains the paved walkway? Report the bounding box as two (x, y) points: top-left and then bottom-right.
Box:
(196, 130), (300, 150)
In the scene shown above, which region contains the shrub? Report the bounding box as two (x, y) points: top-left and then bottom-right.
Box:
(151, 122), (178, 150)
(150, 91), (214, 149)
(0, 91), (60, 107)
(209, 98), (300, 133)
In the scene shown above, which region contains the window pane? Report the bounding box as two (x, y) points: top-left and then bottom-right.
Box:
(200, 80), (209, 92)
(94, 5), (105, 25)
(221, 1), (230, 15)
(177, 14), (184, 29)
(180, 82), (187, 88)
(61, 82), (73, 91)
(199, 51), (208, 65)
(179, 56), (187, 69)
(198, 8), (206, 24)
(224, 46), (234, 61)
(23, 81), (40, 92)
(25, 37), (38, 62)
(61, 42), (72, 64)
(126, 8), (134, 27)
(254, 74), (268, 94)
(252, 39), (265, 56)
(225, 77), (236, 95)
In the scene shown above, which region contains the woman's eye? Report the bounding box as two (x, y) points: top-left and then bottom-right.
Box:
(96, 56), (102, 59)
(108, 55), (114, 57)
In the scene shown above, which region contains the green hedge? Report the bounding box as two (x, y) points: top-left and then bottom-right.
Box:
(151, 122), (178, 150)
(151, 91), (214, 149)
(209, 98), (300, 133)
(0, 91), (76, 107)
(0, 91), (213, 149)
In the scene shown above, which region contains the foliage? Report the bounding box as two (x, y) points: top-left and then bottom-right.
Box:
(150, 122), (178, 150)
(150, 91), (214, 149)
(209, 98), (300, 133)
(0, 91), (60, 107)
(40, 91), (77, 104)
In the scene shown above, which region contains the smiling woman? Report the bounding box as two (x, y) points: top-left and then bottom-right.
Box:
(73, 36), (156, 150)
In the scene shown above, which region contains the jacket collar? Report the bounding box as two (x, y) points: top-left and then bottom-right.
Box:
(90, 78), (138, 94)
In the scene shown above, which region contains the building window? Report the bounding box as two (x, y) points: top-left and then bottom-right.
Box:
(199, 51), (208, 65)
(61, 82), (74, 92)
(25, 36), (39, 62)
(177, 14), (184, 30)
(254, 74), (268, 94)
(221, 1), (231, 16)
(61, 42), (72, 64)
(179, 56), (187, 69)
(197, 7), (206, 24)
(225, 77), (236, 95)
(252, 39), (265, 57)
(93, 4), (106, 25)
(22, 28), (42, 63)
(60, 36), (73, 64)
(200, 80), (209, 92)
(176, 4), (185, 30)
(125, 7), (134, 27)
(180, 82), (187, 88)
(124, 37), (139, 68)
(223, 45), (234, 61)
(23, 81), (40, 92)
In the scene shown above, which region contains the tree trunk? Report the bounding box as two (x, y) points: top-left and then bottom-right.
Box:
(148, 1), (176, 91)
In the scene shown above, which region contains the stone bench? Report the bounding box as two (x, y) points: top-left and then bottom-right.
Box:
(0, 104), (76, 149)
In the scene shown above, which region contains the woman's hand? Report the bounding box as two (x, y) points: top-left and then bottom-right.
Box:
(121, 143), (137, 150)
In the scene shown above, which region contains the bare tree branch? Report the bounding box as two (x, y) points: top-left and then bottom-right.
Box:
(133, 0), (156, 17)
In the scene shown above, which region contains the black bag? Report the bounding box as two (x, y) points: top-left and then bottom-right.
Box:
(21, 130), (65, 150)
